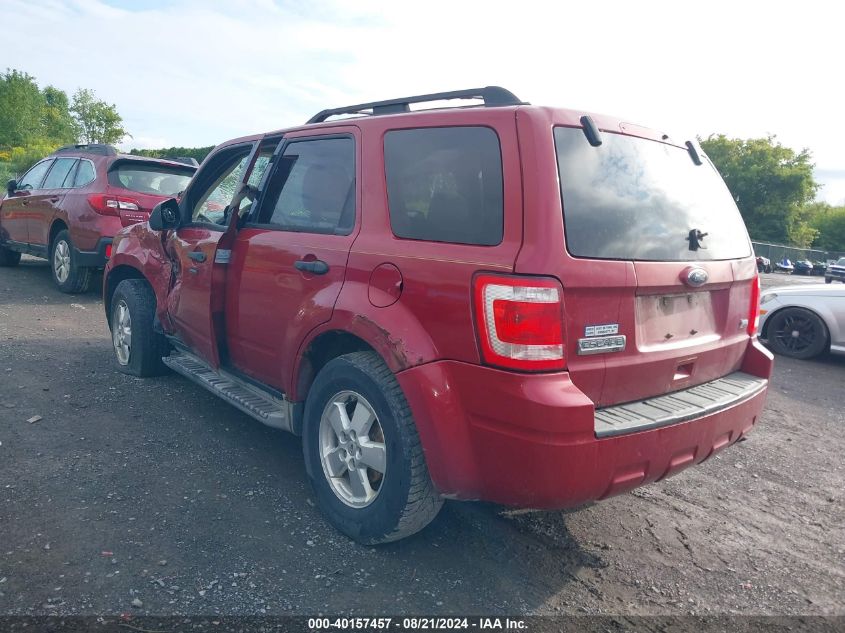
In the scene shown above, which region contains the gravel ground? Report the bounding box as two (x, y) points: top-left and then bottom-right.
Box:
(0, 259), (843, 617)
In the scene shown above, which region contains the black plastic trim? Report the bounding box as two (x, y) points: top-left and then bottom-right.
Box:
(307, 86), (525, 124)
(73, 237), (113, 267)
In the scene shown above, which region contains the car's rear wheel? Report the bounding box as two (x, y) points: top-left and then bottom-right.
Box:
(302, 352), (443, 544)
(0, 244), (21, 267)
(51, 230), (91, 293)
(767, 307), (829, 360)
(110, 279), (168, 376)
(826, 277), (833, 284)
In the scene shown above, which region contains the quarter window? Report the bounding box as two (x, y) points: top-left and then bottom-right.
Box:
(257, 137), (355, 235)
(384, 127), (504, 246)
(42, 158), (78, 189)
(17, 159), (54, 190)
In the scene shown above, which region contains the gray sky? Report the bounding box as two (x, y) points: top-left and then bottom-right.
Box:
(7, 0), (844, 203)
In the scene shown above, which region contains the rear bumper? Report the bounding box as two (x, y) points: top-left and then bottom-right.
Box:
(398, 339), (773, 509)
(73, 237), (112, 268)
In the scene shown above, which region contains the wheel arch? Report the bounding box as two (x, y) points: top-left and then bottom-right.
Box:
(48, 219), (69, 246)
(103, 264), (152, 326)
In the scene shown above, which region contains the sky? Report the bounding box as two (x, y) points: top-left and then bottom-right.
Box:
(5, 0), (844, 204)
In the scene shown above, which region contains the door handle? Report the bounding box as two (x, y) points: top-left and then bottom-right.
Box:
(21, 200), (29, 206)
(50, 196), (60, 203)
(294, 259), (329, 275)
(188, 251), (206, 262)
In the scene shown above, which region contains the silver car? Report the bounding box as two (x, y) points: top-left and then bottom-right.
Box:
(759, 284), (845, 359)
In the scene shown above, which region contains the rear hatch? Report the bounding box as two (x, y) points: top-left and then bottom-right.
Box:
(107, 159), (195, 226)
(515, 110), (757, 408)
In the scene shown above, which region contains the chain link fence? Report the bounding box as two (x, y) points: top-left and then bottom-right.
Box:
(751, 241), (845, 264)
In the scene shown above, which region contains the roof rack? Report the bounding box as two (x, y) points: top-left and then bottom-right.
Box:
(55, 143), (117, 156)
(306, 86), (525, 124)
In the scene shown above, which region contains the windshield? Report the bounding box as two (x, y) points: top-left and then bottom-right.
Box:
(108, 161), (195, 196)
(836, 258), (845, 266)
(554, 127), (751, 261)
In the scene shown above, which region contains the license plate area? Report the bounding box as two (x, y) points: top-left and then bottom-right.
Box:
(636, 292), (719, 350)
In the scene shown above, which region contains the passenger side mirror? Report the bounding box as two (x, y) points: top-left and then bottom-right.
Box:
(6, 179), (17, 196)
(149, 198), (181, 231)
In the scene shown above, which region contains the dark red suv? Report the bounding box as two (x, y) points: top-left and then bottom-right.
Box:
(0, 144), (196, 292)
(103, 87), (773, 544)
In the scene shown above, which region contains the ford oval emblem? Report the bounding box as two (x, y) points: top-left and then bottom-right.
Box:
(684, 267), (709, 287)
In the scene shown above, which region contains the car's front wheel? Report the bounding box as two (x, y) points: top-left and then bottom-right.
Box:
(767, 307), (829, 360)
(110, 279), (168, 376)
(51, 230), (91, 293)
(302, 352), (443, 544)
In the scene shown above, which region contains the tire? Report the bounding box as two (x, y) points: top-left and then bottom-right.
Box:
(826, 277), (833, 284)
(302, 351), (443, 544)
(50, 229), (91, 293)
(765, 265), (772, 273)
(0, 244), (21, 267)
(767, 307), (828, 360)
(109, 279), (168, 377)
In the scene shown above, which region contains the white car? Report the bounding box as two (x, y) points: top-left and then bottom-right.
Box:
(759, 284), (845, 359)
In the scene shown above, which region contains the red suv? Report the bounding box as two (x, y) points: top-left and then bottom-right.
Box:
(102, 87), (773, 544)
(0, 144), (196, 292)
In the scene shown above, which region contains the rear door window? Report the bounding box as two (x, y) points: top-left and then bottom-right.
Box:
(384, 127), (503, 246)
(73, 160), (96, 187)
(256, 136), (355, 235)
(554, 127), (751, 261)
(17, 159), (54, 190)
(42, 158), (78, 189)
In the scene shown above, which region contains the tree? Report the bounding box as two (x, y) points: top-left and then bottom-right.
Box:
(41, 85), (77, 145)
(0, 69), (45, 148)
(129, 145), (214, 163)
(700, 135), (819, 247)
(810, 204), (845, 251)
(70, 88), (130, 145)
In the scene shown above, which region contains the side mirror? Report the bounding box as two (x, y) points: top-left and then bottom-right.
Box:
(7, 179), (17, 196)
(149, 198), (181, 231)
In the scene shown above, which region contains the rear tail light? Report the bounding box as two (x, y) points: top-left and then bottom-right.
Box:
(87, 194), (141, 216)
(748, 275), (761, 336)
(105, 243), (113, 259)
(473, 274), (565, 371)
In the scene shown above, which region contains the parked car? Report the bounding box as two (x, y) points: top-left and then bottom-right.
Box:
(103, 87), (773, 543)
(0, 144), (197, 293)
(812, 260), (828, 276)
(825, 257), (845, 284)
(759, 284), (845, 359)
(756, 256), (772, 273)
(793, 259), (814, 275)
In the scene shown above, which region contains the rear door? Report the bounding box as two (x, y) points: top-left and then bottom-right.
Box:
(27, 157), (77, 247)
(1, 158), (54, 245)
(225, 128), (359, 391)
(517, 111), (756, 408)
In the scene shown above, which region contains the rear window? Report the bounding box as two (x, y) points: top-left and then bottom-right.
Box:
(554, 127), (751, 261)
(108, 161), (195, 196)
(384, 126), (503, 246)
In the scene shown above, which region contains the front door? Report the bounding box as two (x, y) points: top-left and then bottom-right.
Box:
(165, 142), (257, 366)
(165, 139), (277, 367)
(225, 130), (359, 392)
(28, 157), (76, 247)
(1, 158), (54, 245)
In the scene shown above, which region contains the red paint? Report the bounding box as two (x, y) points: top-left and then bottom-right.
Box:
(103, 101), (773, 508)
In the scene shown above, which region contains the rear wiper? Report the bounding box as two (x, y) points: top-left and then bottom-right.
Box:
(686, 140), (703, 166)
(687, 228), (708, 251)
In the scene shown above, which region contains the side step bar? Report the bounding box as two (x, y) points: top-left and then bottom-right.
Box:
(163, 351), (293, 433)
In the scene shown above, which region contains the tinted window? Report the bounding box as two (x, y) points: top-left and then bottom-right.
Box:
(384, 127), (503, 246)
(42, 158), (77, 189)
(17, 159), (53, 190)
(109, 162), (194, 196)
(257, 137), (355, 235)
(554, 127), (751, 261)
(73, 160), (96, 187)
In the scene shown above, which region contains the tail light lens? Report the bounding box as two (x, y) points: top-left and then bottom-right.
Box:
(473, 274), (565, 371)
(87, 194), (141, 216)
(748, 275), (761, 336)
